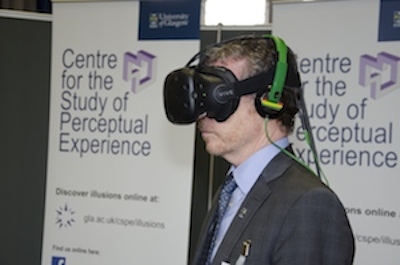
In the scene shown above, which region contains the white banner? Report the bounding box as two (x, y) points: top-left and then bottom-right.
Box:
(42, 1), (199, 264)
(274, 0), (400, 264)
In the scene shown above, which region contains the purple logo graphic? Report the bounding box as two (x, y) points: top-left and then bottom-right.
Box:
(56, 204), (75, 228)
(359, 52), (400, 99)
(123, 50), (157, 93)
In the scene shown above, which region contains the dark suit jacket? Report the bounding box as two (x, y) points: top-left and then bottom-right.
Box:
(191, 150), (355, 265)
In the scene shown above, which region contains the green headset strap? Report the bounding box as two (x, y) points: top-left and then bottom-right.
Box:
(263, 34), (288, 104)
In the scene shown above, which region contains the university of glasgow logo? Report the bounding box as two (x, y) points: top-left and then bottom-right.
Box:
(149, 13), (158, 29)
(393, 10), (400, 28)
(139, 0), (200, 40)
(359, 52), (400, 99)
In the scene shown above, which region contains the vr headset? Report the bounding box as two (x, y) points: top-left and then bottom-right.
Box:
(163, 35), (301, 124)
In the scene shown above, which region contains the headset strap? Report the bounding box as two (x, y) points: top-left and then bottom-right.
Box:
(232, 66), (300, 97)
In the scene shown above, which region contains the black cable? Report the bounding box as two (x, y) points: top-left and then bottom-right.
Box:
(296, 86), (328, 184)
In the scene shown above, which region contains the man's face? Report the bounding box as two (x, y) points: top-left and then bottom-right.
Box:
(197, 58), (266, 166)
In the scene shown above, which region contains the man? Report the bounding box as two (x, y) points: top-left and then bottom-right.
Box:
(190, 36), (355, 264)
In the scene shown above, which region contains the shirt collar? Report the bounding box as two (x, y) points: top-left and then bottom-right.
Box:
(228, 137), (290, 195)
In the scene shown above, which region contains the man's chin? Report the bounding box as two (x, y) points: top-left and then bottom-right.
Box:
(204, 143), (223, 157)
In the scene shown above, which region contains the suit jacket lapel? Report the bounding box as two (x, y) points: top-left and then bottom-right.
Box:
(212, 150), (295, 263)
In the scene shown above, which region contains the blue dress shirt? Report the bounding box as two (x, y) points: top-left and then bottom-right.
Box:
(210, 137), (290, 261)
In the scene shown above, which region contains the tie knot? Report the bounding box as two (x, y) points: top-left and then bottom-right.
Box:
(222, 173), (237, 195)
(219, 173), (237, 209)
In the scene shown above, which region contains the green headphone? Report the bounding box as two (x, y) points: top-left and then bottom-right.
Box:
(256, 34), (300, 118)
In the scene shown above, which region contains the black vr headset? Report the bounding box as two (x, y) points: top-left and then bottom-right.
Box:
(163, 35), (325, 180)
(163, 35), (302, 124)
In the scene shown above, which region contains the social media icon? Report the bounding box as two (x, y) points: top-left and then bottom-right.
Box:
(52, 256), (66, 265)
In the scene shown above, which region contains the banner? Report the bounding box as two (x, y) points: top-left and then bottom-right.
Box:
(41, 1), (200, 264)
(273, 0), (399, 264)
